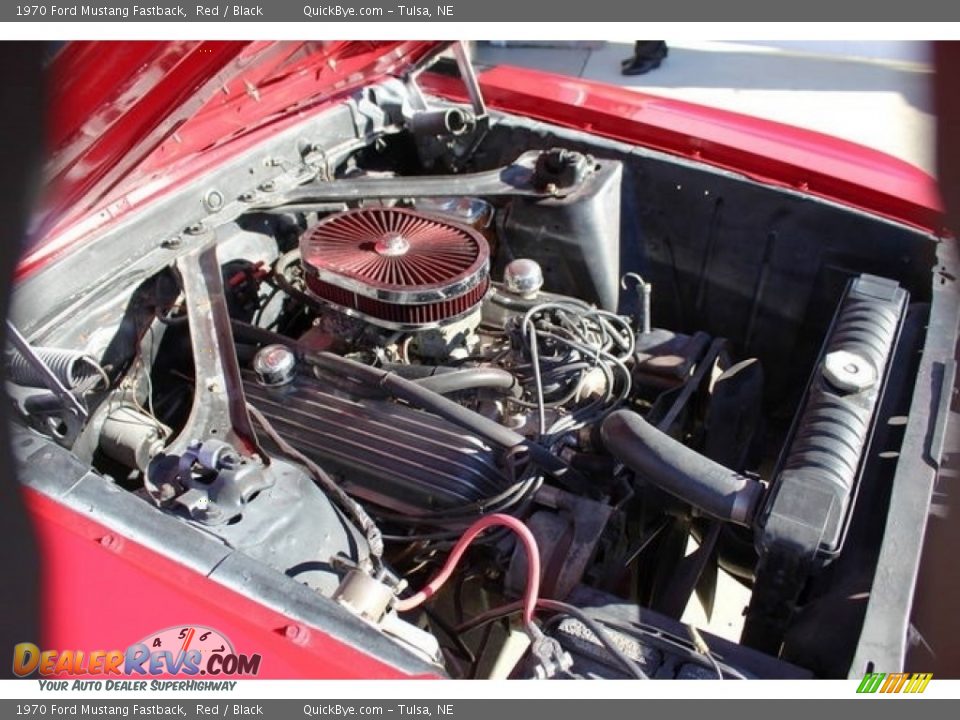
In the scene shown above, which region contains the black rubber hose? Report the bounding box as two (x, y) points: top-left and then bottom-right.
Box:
(307, 352), (586, 491)
(230, 320), (298, 350)
(22, 391), (66, 415)
(566, 451), (616, 474)
(378, 362), (452, 379)
(413, 367), (521, 398)
(600, 410), (763, 526)
(160, 311), (298, 352)
(380, 364), (519, 396)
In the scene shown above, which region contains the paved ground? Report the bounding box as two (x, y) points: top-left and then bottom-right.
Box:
(475, 40), (936, 176)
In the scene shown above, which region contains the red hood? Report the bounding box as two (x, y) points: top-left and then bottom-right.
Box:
(37, 40), (444, 242)
(31, 41), (943, 273)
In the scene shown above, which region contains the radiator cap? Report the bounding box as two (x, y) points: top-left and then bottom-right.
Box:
(823, 349), (877, 393)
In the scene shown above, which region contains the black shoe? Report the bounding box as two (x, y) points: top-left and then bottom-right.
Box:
(622, 56), (664, 76)
(621, 41), (668, 76)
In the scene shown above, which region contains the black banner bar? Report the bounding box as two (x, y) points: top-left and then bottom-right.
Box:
(0, 700), (959, 719)
(2, 1), (960, 22)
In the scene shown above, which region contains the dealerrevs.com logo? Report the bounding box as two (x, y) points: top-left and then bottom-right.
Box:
(13, 626), (262, 678)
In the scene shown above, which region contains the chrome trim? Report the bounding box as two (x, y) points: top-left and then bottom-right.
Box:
(310, 288), (488, 332)
(305, 262), (489, 304)
(374, 233), (411, 256)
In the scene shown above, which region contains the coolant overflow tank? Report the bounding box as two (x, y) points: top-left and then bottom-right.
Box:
(502, 158), (622, 311)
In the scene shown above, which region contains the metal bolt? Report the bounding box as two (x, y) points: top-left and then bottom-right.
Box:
(185, 223), (205, 236)
(284, 624), (309, 645)
(823, 350), (877, 393)
(161, 237), (182, 249)
(203, 189), (224, 212)
(99, 535), (122, 551)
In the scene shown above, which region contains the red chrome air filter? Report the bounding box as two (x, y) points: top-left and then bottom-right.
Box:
(300, 207), (490, 329)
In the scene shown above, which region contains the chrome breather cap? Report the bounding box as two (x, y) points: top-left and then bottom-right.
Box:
(504, 258), (544, 297)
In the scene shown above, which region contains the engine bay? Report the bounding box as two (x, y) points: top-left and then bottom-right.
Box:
(7, 66), (954, 680)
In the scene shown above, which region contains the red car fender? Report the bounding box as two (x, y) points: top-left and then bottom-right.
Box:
(22, 489), (435, 679)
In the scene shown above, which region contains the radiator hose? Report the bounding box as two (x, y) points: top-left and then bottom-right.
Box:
(601, 410), (763, 526)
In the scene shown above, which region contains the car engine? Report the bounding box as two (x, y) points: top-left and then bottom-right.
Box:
(8, 67), (948, 681)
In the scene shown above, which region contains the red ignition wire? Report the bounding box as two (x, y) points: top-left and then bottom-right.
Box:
(394, 513), (541, 626)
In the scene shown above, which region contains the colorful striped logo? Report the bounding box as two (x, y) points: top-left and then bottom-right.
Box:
(857, 672), (933, 694)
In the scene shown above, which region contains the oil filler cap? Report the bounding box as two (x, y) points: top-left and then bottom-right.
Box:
(253, 344), (297, 386)
(504, 258), (544, 297)
(823, 349), (877, 394)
